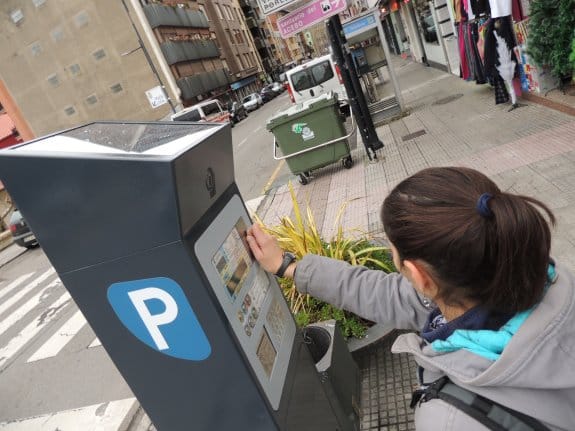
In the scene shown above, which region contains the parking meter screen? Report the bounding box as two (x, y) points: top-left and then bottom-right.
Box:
(212, 219), (252, 300)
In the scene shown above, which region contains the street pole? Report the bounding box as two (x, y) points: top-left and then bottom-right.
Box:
(327, 15), (383, 161)
(120, 0), (176, 113)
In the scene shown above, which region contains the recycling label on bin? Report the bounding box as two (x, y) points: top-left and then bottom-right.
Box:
(292, 123), (315, 141)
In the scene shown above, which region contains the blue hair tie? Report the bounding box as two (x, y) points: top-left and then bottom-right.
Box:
(476, 193), (493, 218)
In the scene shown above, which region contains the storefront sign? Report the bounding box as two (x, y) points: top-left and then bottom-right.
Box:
(278, 0), (349, 38)
(342, 14), (377, 37)
(256, 0), (299, 16)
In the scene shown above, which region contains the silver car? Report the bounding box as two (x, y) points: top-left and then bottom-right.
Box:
(9, 209), (38, 249)
(242, 93), (263, 112)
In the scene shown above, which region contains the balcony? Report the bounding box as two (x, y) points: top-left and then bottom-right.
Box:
(176, 69), (232, 100)
(160, 40), (219, 65)
(143, 3), (209, 29)
(253, 37), (266, 50)
(245, 17), (257, 29)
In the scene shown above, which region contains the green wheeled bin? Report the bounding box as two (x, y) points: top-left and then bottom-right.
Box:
(267, 92), (354, 185)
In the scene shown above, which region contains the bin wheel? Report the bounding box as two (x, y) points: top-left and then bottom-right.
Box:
(342, 156), (353, 169)
(298, 174), (309, 185)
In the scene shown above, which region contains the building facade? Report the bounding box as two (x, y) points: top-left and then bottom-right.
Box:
(197, 0), (264, 101)
(0, 0), (179, 138)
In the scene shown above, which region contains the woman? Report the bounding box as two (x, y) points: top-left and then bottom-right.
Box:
(246, 167), (575, 430)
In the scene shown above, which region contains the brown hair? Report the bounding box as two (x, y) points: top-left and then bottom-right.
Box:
(381, 167), (555, 314)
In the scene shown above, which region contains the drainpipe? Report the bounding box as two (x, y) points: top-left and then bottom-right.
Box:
(124, 0), (180, 112)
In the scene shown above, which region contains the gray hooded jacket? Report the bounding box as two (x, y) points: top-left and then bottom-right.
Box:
(294, 255), (575, 430)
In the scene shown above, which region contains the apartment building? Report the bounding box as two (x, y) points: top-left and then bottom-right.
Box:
(140, 0), (233, 106)
(198, 0), (264, 101)
(0, 0), (179, 138)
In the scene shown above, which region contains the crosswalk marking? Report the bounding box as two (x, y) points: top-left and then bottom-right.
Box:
(0, 291), (71, 368)
(27, 309), (86, 363)
(0, 268), (55, 317)
(0, 278), (62, 337)
(0, 272), (35, 303)
(0, 398), (138, 430)
(89, 337), (102, 348)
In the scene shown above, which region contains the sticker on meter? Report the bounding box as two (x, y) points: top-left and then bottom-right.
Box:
(107, 277), (211, 361)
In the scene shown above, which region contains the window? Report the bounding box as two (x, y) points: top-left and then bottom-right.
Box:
(68, 63), (81, 76)
(110, 83), (123, 93)
(50, 27), (64, 42)
(236, 54), (244, 68)
(32, 0), (47, 7)
(85, 94), (98, 105)
(74, 11), (89, 28)
(64, 106), (76, 116)
(201, 101), (220, 117)
(215, 4), (223, 19)
(92, 48), (106, 60)
(47, 74), (60, 87)
(30, 41), (42, 57)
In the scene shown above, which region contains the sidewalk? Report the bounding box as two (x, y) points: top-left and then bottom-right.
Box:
(254, 56), (575, 430)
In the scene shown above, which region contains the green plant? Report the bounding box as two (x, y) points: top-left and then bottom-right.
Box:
(527, 0), (575, 80)
(255, 183), (395, 338)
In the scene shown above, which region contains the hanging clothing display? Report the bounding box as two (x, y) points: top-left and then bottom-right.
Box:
(455, 0), (487, 84)
(483, 16), (519, 106)
(489, 0), (512, 17)
(450, 0), (521, 108)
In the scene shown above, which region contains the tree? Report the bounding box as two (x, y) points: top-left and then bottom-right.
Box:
(527, 0), (575, 81)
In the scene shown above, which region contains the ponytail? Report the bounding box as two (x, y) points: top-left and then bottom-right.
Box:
(382, 167), (555, 314)
(486, 193), (555, 312)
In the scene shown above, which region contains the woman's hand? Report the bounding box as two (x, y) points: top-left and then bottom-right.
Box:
(246, 223), (285, 275)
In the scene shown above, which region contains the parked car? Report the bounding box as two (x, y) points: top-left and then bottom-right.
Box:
(228, 101), (248, 124)
(285, 54), (348, 105)
(271, 82), (285, 94)
(171, 100), (231, 125)
(9, 209), (38, 249)
(260, 85), (277, 103)
(242, 93), (263, 112)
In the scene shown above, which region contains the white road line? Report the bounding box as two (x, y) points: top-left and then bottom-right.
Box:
(0, 278), (61, 337)
(254, 126), (262, 132)
(0, 292), (71, 368)
(0, 272), (35, 303)
(239, 138), (248, 147)
(0, 268), (56, 317)
(27, 309), (86, 363)
(0, 398), (138, 430)
(89, 337), (102, 348)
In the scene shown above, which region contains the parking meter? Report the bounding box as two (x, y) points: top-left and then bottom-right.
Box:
(0, 122), (357, 431)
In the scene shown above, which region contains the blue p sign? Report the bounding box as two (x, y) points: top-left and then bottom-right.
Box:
(107, 277), (211, 361)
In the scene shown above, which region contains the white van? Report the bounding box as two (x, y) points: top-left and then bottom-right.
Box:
(171, 100), (231, 124)
(285, 55), (348, 105)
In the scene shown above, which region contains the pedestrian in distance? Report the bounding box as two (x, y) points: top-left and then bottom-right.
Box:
(246, 166), (575, 431)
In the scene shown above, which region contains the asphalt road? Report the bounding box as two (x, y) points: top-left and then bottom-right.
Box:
(232, 92), (293, 201)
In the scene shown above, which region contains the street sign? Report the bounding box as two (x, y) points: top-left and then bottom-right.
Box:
(145, 85), (168, 109)
(256, 0), (299, 16)
(342, 13), (377, 37)
(278, 0), (349, 39)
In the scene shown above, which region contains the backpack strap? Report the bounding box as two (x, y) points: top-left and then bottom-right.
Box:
(410, 377), (550, 431)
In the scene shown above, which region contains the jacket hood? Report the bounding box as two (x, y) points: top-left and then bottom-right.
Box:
(392, 261), (575, 429)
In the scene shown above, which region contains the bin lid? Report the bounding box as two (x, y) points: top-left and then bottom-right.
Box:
(266, 91), (338, 130)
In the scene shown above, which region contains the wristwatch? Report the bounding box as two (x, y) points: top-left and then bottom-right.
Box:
(275, 252), (296, 278)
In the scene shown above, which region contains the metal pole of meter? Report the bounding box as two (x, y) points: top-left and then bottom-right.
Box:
(327, 15), (383, 161)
